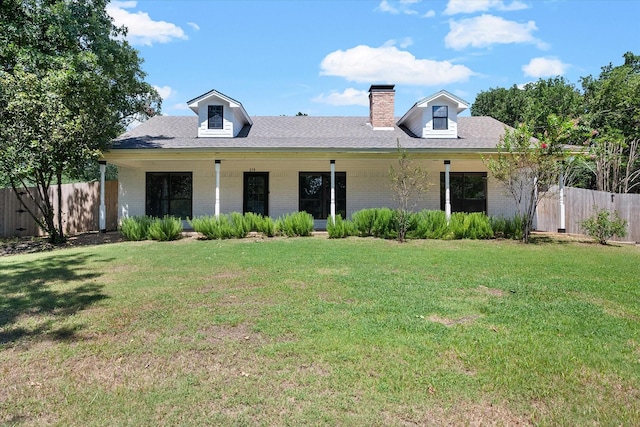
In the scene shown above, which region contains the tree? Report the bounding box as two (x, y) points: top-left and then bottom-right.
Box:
(483, 116), (573, 243)
(471, 77), (583, 135)
(580, 52), (640, 193)
(0, 0), (160, 243)
(389, 140), (430, 242)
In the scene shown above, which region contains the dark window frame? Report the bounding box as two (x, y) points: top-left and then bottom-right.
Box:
(145, 172), (193, 219)
(299, 172), (346, 220)
(433, 105), (448, 130)
(440, 172), (487, 213)
(208, 105), (223, 129)
(243, 172), (269, 217)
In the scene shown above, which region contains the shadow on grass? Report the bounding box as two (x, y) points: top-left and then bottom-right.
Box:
(0, 252), (112, 345)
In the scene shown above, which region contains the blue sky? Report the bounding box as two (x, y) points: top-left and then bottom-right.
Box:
(107, 0), (640, 118)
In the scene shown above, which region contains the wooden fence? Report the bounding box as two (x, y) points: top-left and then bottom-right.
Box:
(537, 186), (640, 243)
(0, 181), (118, 238)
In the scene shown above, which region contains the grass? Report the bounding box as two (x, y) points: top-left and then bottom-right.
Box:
(1, 236), (639, 426)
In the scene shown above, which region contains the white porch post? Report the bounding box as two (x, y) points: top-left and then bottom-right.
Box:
(99, 160), (107, 232)
(558, 162), (566, 233)
(444, 160), (451, 221)
(215, 160), (221, 218)
(330, 160), (336, 221)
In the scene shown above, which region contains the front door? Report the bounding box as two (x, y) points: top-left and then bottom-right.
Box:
(243, 172), (269, 216)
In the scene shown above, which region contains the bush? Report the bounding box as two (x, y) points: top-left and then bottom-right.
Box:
(120, 216), (153, 241)
(412, 210), (448, 239)
(351, 209), (377, 237)
(147, 216), (183, 241)
(327, 215), (355, 238)
(275, 211), (314, 237)
(490, 215), (523, 240)
(244, 212), (275, 237)
(580, 206), (628, 245)
(448, 212), (493, 239)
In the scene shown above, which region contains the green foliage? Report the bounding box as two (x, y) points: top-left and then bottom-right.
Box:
(119, 216), (153, 241)
(471, 77), (583, 134)
(0, 0), (160, 243)
(411, 210), (449, 239)
(448, 212), (494, 240)
(490, 215), (524, 240)
(244, 212), (275, 237)
(580, 206), (628, 244)
(275, 212), (314, 237)
(147, 216), (183, 241)
(327, 215), (355, 239)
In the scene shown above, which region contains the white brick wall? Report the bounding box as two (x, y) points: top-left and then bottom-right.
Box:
(115, 157), (517, 221)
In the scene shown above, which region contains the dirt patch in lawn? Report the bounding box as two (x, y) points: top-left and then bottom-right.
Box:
(427, 314), (482, 327)
(0, 231), (124, 257)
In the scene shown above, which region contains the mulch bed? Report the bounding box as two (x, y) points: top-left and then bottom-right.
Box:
(0, 231), (125, 257)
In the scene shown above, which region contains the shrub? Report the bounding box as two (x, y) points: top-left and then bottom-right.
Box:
(351, 208), (377, 236)
(371, 208), (396, 239)
(275, 211), (314, 237)
(580, 206), (628, 245)
(490, 215), (523, 240)
(244, 212), (275, 237)
(120, 216), (153, 241)
(327, 215), (354, 238)
(229, 212), (249, 238)
(448, 212), (493, 240)
(412, 210), (448, 239)
(148, 216), (183, 241)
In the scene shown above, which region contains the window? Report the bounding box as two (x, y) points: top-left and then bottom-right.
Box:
(433, 105), (448, 130)
(208, 105), (223, 129)
(299, 172), (346, 219)
(244, 172), (269, 216)
(440, 172), (487, 213)
(146, 172), (192, 219)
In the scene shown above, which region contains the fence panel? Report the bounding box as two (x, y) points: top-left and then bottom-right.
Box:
(537, 186), (640, 243)
(0, 181), (118, 238)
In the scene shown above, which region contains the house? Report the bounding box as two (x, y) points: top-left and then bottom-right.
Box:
(101, 85), (521, 230)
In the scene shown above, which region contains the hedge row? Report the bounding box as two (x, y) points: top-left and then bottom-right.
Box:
(120, 209), (523, 242)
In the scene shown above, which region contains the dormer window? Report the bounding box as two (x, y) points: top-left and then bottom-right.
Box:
(208, 105), (223, 129)
(433, 106), (448, 130)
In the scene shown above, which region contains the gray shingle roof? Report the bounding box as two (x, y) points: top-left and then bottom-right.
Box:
(112, 115), (510, 151)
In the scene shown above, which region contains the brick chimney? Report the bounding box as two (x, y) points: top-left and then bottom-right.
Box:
(369, 84), (395, 129)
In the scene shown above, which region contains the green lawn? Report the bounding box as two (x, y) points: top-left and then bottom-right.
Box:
(1, 236), (639, 426)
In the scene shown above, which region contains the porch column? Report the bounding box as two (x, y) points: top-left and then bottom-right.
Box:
(558, 162), (566, 233)
(215, 160), (221, 218)
(330, 160), (336, 221)
(99, 160), (107, 233)
(444, 160), (451, 221)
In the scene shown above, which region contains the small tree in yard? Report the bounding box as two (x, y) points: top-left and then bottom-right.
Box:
(580, 206), (627, 245)
(389, 140), (430, 242)
(484, 115), (573, 243)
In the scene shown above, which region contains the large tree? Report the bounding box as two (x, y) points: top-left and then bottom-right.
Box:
(471, 77), (583, 135)
(0, 0), (160, 243)
(580, 52), (640, 193)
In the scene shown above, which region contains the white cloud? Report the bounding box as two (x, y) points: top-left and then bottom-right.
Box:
(377, 0), (421, 15)
(444, 0), (528, 15)
(187, 22), (200, 31)
(423, 10), (436, 18)
(383, 37), (414, 49)
(445, 14), (548, 50)
(312, 88), (370, 107)
(107, 1), (187, 46)
(522, 57), (569, 78)
(319, 44), (476, 86)
(153, 85), (174, 100)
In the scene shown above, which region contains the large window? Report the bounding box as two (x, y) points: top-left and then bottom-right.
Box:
(440, 172), (487, 213)
(146, 172), (193, 219)
(244, 172), (269, 216)
(299, 172), (346, 219)
(208, 105), (223, 129)
(433, 105), (448, 130)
